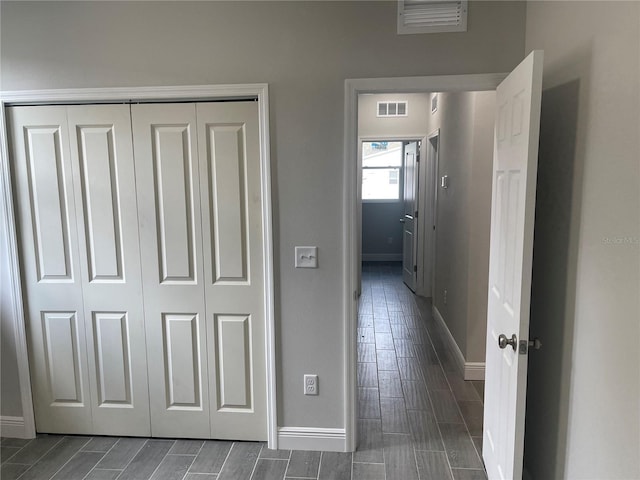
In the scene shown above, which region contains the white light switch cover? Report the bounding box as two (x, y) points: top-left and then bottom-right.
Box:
(295, 246), (318, 268)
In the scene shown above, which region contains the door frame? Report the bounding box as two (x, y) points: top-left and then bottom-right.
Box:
(0, 84), (277, 446)
(357, 135), (426, 295)
(425, 128), (440, 299)
(343, 73), (506, 450)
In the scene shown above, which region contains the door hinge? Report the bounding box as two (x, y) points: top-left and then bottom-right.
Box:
(415, 211), (418, 218)
(413, 265), (417, 272)
(433, 225), (436, 231)
(353, 290), (358, 301)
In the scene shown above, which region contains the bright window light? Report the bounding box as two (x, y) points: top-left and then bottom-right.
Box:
(362, 142), (403, 200)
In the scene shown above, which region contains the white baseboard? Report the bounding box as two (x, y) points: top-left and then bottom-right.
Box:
(432, 306), (485, 381)
(278, 427), (347, 452)
(0, 416), (29, 438)
(464, 362), (485, 381)
(361, 254), (402, 262)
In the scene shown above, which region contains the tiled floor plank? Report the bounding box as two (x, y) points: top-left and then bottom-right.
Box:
(96, 437), (147, 470)
(382, 433), (419, 480)
(51, 451), (104, 480)
(117, 440), (174, 480)
(286, 450), (321, 478)
(318, 452), (352, 480)
(217, 442), (262, 480)
(189, 441), (233, 474)
(19, 436), (91, 480)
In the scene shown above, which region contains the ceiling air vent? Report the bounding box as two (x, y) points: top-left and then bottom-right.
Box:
(398, 0), (468, 35)
(377, 101), (408, 117)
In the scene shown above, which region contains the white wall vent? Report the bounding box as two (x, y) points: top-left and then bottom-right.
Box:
(377, 101), (408, 117)
(397, 0), (468, 35)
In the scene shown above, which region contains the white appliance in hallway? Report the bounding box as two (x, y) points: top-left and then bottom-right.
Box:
(8, 101), (267, 441)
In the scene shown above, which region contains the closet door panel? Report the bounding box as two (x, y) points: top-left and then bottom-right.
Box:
(8, 106), (93, 433)
(131, 103), (209, 438)
(197, 102), (267, 440)
(67, 105), (150, 436)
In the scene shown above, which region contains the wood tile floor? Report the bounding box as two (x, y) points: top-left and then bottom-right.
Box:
(1, 262), (486, 480)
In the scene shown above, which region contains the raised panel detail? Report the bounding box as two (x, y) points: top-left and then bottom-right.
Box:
(25, 127), (73, 282)
(162, 314), (201, 409)
(93, 312), (132, 406)
(42, 312), (83, 404)
(77, 126), (124, 282)
(214, 314), (252, 410)
(152, 125), (196, 283)
(511, 90), (525, 137)
(503, 172), (521, 315)
(493, 171), (506, 299)
(207, 124), (248, 283)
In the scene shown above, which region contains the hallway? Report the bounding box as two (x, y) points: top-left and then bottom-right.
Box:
(355, 261), (486, 480)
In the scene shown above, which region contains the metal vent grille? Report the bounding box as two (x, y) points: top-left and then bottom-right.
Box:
(398, 0), (468, 34)
(377, 101), (408, 117)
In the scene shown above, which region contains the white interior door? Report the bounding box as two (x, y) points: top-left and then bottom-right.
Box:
(67, 105), (150, 436)
(197, 102), (267, 440)
(9, 105), (150, 435)
(402, 141), (419, 291)
(9, 106), (93, 433)
(483, 50), (543, 480)
(132, 103), (210, 438)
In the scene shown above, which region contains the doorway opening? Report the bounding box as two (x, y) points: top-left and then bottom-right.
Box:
(354, 89), (495, 478)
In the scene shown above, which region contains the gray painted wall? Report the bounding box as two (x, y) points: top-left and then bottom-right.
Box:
(428, 91), (495, 363)
(0, 1), (527, 429)
(358, 93), (430, 260)
(524, 1), (639, 478)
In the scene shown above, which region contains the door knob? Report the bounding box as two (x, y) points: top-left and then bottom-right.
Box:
(498, 334), (517, 351)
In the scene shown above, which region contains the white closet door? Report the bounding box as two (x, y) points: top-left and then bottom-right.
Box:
(131, 104), (210, 438)
(8, 106), (93, 433)
(66, 105), (150, 436)
(196, 102), (267, 440)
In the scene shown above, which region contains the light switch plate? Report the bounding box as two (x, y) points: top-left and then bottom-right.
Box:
(295, 246), (318, 268)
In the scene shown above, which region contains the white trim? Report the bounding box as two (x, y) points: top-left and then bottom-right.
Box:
(433, 306), (485, 381)
(277, 427), (347, 452)
(0, 416), (27, 438)
(0, 84), (277, 447)
(465, 362), (486, 381)
(0, 106), (36, 439)
(362, 254), (403, 262)
(344, 73), (506, 450)
(432, 305), (466, 375)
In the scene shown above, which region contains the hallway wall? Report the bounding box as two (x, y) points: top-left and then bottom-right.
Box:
(428, 91), (495, 364)
(524, 1), (640, 478)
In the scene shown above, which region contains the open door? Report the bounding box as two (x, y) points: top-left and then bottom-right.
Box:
(483, 50), (543, 479)
(401, 141), (419, 291)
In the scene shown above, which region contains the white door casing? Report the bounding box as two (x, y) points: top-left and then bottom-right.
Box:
(402, 141), (419, 291)
(483, 50), (543, 480)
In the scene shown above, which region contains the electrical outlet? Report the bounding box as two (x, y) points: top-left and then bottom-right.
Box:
(444, 289), (448, 305)
(304, 374), (318, 395)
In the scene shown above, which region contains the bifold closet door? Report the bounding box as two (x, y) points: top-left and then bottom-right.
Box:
(132, 102), (267, 440)
(131, 104), (210, 438)
(197, 102), (267, 440)
(8, 105), (151, 435)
